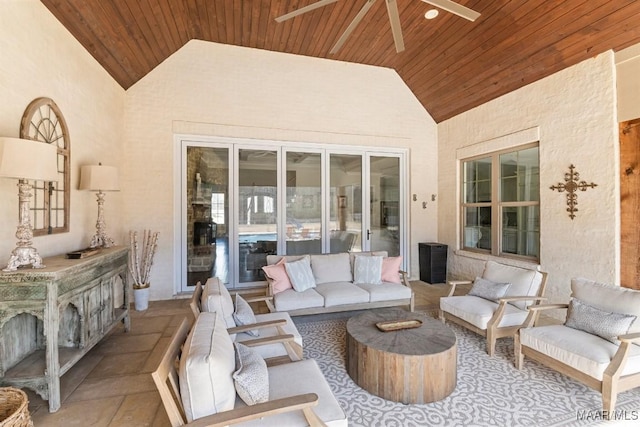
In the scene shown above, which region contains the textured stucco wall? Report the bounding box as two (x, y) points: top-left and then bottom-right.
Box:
(0, 1), (125, 261)
(124, 40), (437, 300)
(438, 52), (618, 311)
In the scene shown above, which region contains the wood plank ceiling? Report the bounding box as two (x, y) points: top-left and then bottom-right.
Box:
(41, 0), (640, 123)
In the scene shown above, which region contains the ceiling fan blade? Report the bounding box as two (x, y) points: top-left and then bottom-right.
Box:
(275, 0), (340, 23)
(421, 0), (480, 22)
(385, 0), (405, 53)
(330, 0), (377, 54)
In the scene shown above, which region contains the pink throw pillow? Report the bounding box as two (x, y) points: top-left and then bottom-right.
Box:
(261, 258), (293, 294)
(381, 256), (402, 284)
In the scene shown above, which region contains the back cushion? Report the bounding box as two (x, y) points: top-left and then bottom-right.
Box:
(311, 253), (352, 284)
(572, 278), (640, 334)
(482, 261), (543, 310)
(266, 254), (306, 265)
(179, 312), (236, 422)
(201, 277), (236, 328)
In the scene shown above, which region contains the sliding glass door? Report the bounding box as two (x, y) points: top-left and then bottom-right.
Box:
(329, 154), (362, 253)
(367, 155), (401, 256)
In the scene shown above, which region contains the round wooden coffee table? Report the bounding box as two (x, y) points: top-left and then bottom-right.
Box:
(346, 308), (457, 404)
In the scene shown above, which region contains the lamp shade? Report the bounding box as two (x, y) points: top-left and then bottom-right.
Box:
(0, 137), (59, 181)
(79, 164), (119, 191)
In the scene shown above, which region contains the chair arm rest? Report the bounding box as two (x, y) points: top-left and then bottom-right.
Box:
(445, 280), (472, 297)
(239, 334), (295, 348)
(526, 303), (569, 312)
(498, 296), (546, 303)
(618, 332), (640, 343)
(185, 393), (323, 427)
(227, 319), (287, 334)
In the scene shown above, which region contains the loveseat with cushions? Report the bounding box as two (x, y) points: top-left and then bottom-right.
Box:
(261, 251), (414, 316)
(516, 278), (640, 418)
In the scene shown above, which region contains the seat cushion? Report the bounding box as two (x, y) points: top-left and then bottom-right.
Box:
(440, 295), (529, 330)
(314, 282), (370, 307)
(179, 312), (236, 422)
(520, 325), (640, 381)
(234, 359), (348, 427)
(201, 277), (236, 328)
(273, 288), (324, 311)
(572, 278), (640, 334)
(357, 282), (412, 302)
(482, 261), (543, 310)
(310, 253), (352, 284)
(235, 312), (304, 360)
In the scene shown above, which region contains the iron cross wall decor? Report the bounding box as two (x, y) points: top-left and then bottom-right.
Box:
(549, 164), (598, 219)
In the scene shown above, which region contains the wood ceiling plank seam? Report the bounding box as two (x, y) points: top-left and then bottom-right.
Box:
(341, 0), (389, 62)
(241, 0), (253, 46)
(265, 0), (284, 53)
(40, 0), (135, 88)
(185, 0), (204, 40)
(138, 0), (171, 55)
(155, 0), (185, 51)
(399, 0), (502, 82)
(246, 0), (259, 47)
(193, 0), (212, 41)
(423, 0), (634, 104)
(211, 0), (226, 43)
(315, 0), (356, 56)
(166, 0), (191, 44)
(306, 0), (338, 57)
(233, 0), (243, 45)
(284, 1), (309, 51)
(223, 0), (235, 44)
(270, 0), (289, 52)
(118, 1), (165, 65)
(333, 0), (381, 59)
(322, 0), (369, 58)
(412, 0), (591, 97)
(255, 0), (272, 49)
(294, 0), (328, 53)
(431, 3), (640, 122)
(380, 0), (431, 68)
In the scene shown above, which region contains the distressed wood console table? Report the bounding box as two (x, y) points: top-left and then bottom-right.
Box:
(0, 246), (130, 412)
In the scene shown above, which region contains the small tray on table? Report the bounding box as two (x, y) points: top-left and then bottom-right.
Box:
(375, 319), (423, 332)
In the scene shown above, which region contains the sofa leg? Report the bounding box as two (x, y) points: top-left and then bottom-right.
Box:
(602, 376), (617, 420)
(514, 333), (524, 369)
(486, 332), (495, 357)
(438, 310), (445, 323)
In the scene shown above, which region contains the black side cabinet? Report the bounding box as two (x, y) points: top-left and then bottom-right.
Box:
(419, 243), (448, 283)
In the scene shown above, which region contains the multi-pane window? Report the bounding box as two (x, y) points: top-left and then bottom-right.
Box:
(461, 144), (540, 260)
(210, 192), (225, 224)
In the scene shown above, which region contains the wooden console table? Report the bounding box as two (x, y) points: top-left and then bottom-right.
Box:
(0, 246), (130, 412)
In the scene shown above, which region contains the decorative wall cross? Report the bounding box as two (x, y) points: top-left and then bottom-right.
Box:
(549, 164), (598, 219)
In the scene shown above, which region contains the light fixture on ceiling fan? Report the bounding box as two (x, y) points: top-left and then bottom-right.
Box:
(275, 0), (480, 54)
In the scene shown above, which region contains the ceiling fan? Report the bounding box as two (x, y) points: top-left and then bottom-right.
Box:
(275, 0), (480, 54)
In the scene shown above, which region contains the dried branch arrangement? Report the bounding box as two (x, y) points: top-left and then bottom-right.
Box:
(128, 230), (159, 289)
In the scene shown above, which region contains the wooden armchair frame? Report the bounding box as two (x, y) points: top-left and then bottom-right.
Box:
(439, 271), (548, 356)
(190, 281), (303, 362)
(152, 318), (326, 427)
(515, 304), (640, 418)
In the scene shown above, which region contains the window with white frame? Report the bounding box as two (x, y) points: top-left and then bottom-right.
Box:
(210, 192), (225, 224)
(461, 143), (540, 260)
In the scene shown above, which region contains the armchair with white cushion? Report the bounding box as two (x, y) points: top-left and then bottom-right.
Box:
(439, 260), (548, 356)
(515, 278), (640, 418)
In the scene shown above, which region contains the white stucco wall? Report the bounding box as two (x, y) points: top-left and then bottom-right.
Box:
(0, 1), (125, 261)
(616, 43), (640, 122)
(124, 40), (437, 300)
(438, 52), (618, 309)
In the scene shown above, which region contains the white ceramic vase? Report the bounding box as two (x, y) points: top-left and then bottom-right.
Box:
(134, 286), (150, 311)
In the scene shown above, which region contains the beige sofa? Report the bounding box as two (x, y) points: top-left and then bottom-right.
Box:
(263, 251), (414, 316)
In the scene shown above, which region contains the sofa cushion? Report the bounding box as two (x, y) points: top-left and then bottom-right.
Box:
(234, 359), (348, 427)
(201, 277), (236, 329)
(482, 261), (543, 310)
(234, 312), (304, 360)
(311, 253), (352, 284)
(179, 311), (236, 422)
(273, 288), (324, 312)
(520, 325), (640, 381)
(572, 278), (640, 334)
(468, 277), (511, 302)
(233, 343), (269, 406)
(353, 255), (383, 285)
(440, 295), (529, 330)
(381, 256), (402, 284)
(262, 258), (293, 294)
(315, 282), (370, 307)
(565, 298), (636, 344)
(357, 282), (412, 302)
(233, 294), (259, 337)
(285, 255), (316, 292)
(266, 254), (306, 265)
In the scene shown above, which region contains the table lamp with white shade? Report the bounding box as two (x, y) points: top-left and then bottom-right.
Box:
(0, 137), (59, 271)
(79, 163), (119, 248)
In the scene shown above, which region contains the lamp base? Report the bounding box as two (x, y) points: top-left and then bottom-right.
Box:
(3, 246), (46, 272)
(89, 233), (115, 249)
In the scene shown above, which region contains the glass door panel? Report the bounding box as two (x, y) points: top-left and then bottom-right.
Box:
(185, 146), (229, 289)
(329, 154), (362, 253)
(285, 151), (322, 255)
(368, 156), (400, 256)
(237, 149), (277, 286)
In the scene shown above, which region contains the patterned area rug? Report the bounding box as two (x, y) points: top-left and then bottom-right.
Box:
(294, 316), (640, 426)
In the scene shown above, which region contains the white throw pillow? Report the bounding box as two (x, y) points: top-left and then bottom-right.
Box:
(565, 298), (637, 344)
(201, 277), (236, 328)
(233, 294), (259, 337)
(468, 277), (511, 302)
(179, 312), (236, 422)
(353, 255), (383, 285)
(233, 343), (269, 405)
(284, 255), (316, 292)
